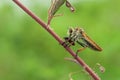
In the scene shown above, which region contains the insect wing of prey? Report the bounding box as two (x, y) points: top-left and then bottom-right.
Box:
(48, 0), (67, 25)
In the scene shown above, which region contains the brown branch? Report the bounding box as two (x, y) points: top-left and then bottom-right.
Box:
(12, 0), (101, 80)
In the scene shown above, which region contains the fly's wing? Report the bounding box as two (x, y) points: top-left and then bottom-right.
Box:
(48, 0), (66, 25)
(53, 0), (66, 14)
(76, 41), (87, 47)
(82, 32), (102, 51)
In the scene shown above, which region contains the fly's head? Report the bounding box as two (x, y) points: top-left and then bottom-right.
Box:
(67, 27), (81, 37)
(74, 27), (85, 39)
(66, 27), (84, 39)
(66, 27), (83, 43)
(77, 27), (84, 35)
(67, 27), (74, 36)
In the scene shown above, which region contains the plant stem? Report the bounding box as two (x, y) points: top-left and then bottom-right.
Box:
(13, 0), (101, 80)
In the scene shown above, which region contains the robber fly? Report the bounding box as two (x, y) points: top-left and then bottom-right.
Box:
(47, 0), (75, 26)
(63, 27), (102, 56)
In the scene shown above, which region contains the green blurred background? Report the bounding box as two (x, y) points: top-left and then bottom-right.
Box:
(0, 0), (120, 80)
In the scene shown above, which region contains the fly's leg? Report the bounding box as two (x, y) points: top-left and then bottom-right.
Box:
(62, 37), (75, 47)
(76, 47), (86, 57)
(68, 41), (75, 47)
(62, 37), (69, 47)
(75, 41), (87, 57)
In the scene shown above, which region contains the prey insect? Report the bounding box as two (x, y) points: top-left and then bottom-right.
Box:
(47, 0), (75, 26)
(63, 27), (102, 56)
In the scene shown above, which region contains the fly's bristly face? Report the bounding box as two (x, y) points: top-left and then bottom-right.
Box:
(68, 27), (83, 41)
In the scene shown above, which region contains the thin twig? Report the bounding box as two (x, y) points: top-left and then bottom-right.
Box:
(12, 0), (101, 80)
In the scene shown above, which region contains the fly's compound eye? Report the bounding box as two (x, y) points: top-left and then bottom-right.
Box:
(67, 27), (73, 36)
(79, 28), (84, 34)
(69, 27), (74, 34)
